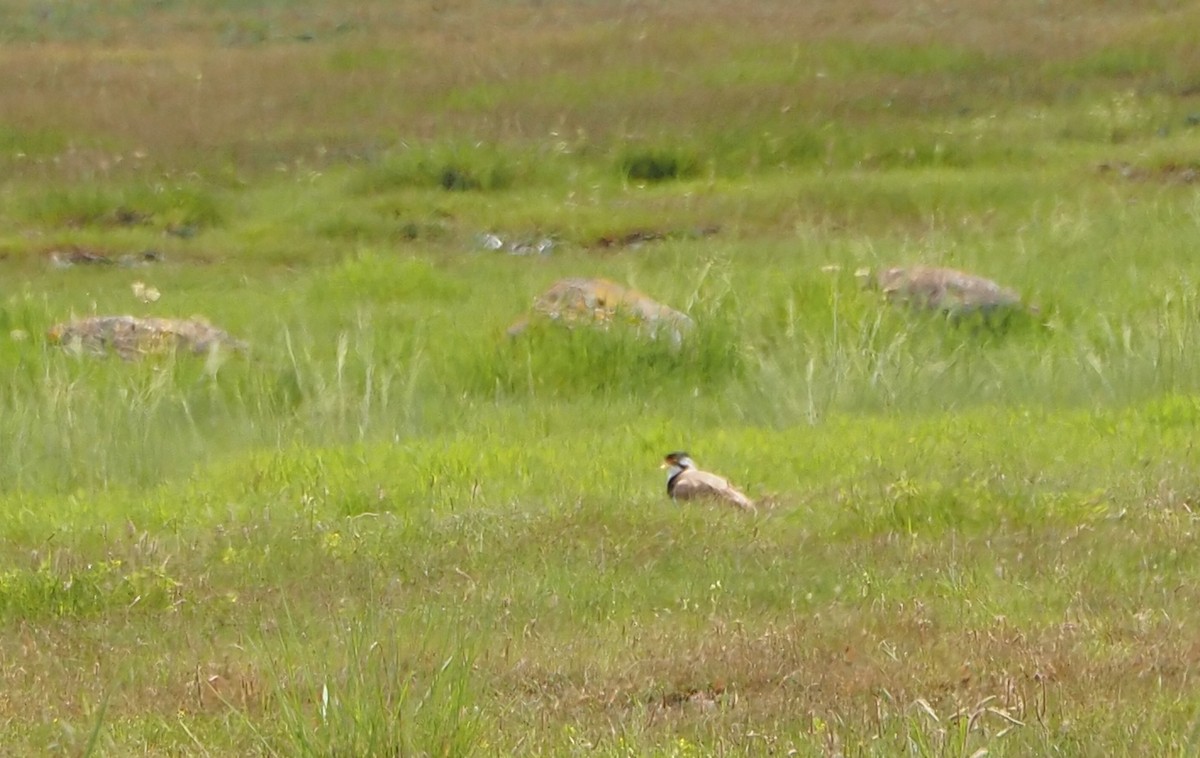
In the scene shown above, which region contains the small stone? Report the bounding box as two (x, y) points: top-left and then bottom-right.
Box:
(131, 281), (162, 303)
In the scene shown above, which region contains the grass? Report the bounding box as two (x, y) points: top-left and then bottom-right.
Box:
(1, 0), (1200, 754)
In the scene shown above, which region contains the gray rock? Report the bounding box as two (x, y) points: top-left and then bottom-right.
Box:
(861, 265), (1026, 318)
(507, 277), (694, 345)
(48, 315), (247, 360)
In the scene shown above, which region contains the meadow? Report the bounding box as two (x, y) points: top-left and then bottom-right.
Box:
(2, 0), (1200, 754)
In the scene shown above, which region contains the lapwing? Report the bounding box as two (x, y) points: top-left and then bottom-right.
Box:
(662, 451), (755, 512)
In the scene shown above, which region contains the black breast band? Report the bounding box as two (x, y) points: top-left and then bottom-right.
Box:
(667, 470), (684, 495)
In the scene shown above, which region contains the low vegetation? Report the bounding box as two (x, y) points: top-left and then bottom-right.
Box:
(2, 0), (1200, 754)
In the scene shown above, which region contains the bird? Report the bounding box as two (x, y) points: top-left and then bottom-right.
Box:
(661, 451), (755, 512)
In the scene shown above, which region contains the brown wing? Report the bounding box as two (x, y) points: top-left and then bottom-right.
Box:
(672, 469), (756, 512)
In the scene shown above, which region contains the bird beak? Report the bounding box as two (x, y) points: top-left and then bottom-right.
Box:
(660, 461), (669, 469)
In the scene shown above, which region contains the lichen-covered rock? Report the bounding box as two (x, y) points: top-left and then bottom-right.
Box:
(861, 265), (1024, 317)
(47, 315), (247, 359)
(507, 277), (694, 345)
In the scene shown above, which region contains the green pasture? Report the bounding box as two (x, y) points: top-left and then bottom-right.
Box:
(2, 0), (1200, 754)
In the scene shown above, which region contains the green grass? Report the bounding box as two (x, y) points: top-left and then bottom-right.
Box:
(2, 0), (1200, 754)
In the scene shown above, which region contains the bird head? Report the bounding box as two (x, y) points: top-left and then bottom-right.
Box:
(661, 451), (694, 471)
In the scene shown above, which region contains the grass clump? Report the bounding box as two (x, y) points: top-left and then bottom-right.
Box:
(0, 559), (181, 621)
(619, 146), (701, 183)
(458, 304), (743, 399)
(0, 124), (68, 158)
(267, 615), (484, 757)
(351, 143), (527, 194)
(18, 182), (227, 232)
(308, 253), (463, 305)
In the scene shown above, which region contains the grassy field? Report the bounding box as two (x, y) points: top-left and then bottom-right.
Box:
(2, 0), (1200, 754)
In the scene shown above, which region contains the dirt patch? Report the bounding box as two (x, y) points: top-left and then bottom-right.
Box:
(592, 225), (719, 250)
(110, 207), (154, 227)
(485, 610), (1198, 750)
(46, 246), (165, 269)
(183, 663), (266, 716)
(647, 684), (727, 717)
(1096, 161), (1200, 185)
